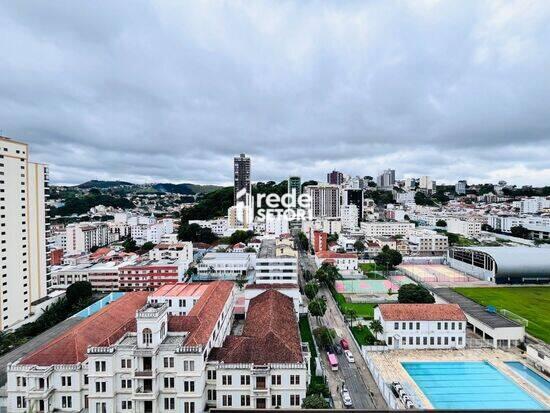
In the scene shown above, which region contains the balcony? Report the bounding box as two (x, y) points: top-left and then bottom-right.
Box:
(28, 386), (54, 399)
(134, 385), (158, 400)
(134, 368), (156, 378)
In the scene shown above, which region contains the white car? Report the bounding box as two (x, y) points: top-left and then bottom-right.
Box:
(341, 389), (353, 407)
(344, 350), (355, 363)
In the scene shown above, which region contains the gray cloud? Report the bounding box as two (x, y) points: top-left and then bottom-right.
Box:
(1, 1), (549, 186)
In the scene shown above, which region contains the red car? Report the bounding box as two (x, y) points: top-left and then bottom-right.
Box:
(340, 338), (349, 350)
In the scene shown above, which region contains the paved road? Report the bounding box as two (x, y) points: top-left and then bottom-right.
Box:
(297, 249), (386, 409)
(0, 316), (82, 386)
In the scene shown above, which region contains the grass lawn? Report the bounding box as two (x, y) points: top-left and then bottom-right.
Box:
(351, 325), (376, 345)
(359, 263), (377, 272)
(454, 287), (550, 343)
(331, 288), (375, 318)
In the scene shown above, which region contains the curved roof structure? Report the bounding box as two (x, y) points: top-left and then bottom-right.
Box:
(462, 247), (550, 278)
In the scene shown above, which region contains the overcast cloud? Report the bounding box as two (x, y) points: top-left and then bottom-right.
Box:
(1, 0), (549, 186)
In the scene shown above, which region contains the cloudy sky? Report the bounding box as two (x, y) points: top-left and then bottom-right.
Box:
(1, 1), (549, 186)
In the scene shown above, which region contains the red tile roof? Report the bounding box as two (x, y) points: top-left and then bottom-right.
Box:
(316, 251), (357, 259)
(169, 281), (234, 346)
(378, 304), (466, 321)
(210, 289), (303, 364)
(150, 282), (210, 298)
(20, 292), (149, 366)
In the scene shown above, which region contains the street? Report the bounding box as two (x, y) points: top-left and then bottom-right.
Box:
(297, 247), (386, 409)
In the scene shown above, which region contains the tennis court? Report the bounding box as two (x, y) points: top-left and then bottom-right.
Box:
(398, 264), (488, 288)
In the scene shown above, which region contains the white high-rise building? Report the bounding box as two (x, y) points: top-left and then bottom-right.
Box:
(66, 222), (110, 255)
(376, 169), (395, 189)
(341, 204), (359, 231)
(305, 184), (340, 218)
(455, 180), (467, 195)
(419, 176), (436, 194)
(0, 136), (50, 330)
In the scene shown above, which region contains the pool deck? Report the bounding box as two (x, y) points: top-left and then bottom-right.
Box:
(368, 348), (550, 409)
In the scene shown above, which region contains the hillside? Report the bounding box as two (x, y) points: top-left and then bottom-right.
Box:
(78, 180), (134, 189)
(152, 183), (221, 195)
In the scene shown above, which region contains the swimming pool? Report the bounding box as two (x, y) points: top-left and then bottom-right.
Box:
(505, 361), (550, 397)
(73, 292), (125, 318)
(402, 361), (545, 410)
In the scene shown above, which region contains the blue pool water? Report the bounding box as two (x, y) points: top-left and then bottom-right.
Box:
(402, 361), (545, 410)
(73, 292), (125, 318)
(505, 361), (550, 396)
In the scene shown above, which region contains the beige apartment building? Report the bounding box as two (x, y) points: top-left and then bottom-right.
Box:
(0, 136), (50, 330)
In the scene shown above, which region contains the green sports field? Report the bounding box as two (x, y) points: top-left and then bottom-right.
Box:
(453, 287), (550, 343)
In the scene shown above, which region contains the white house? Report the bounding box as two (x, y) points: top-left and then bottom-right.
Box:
(374, 303), (467, 350)
(314, 251), (358, 275)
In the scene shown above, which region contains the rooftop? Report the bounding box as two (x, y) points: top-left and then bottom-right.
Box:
(19, 292), (149, 366)
(150, 282), (211, 298)
(210, 289), (303, 364)
(378, 303), (467, 321)
(316, 251), (358, 259)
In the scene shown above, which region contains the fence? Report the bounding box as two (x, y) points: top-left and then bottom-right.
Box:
(362, 351), (400, 409)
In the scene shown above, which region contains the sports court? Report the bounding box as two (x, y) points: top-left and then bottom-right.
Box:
(398, 264), (489, 288)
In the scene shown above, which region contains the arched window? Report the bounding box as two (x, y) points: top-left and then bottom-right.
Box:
(143, 328), (152, 345)
(160, 322), (166, 339)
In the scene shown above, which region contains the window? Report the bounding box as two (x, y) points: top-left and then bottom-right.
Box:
(394, 322), (399, 330)
(95, 360), (106, 372)
(207, 370), (217, 380)
(437, 337), (442, 345)
(290, 375), (300, 385)
(388, 336), (393, 345)
(409, 336), (413, 345)
(61, 376), (72, 387)
(222, 375), (232, 385)
(62, 396), (72, 408)
(183, 360), (195, 371)
(416, 322), (420, 330)
(184, 401), (195, 413)
(416, 336), (420, 345)
(164, 357), (174, 368)
(121, 359), (132, 369)
(208, 389), (217, 401)
(271, 375), (281, 385)
(423, 337), (428, 345)
(444, 322), (448, 330)
(16, 376), (26, 387)
(444, 337), (449, 345)
(16, 396), (27, 409)
(96, 402), (107, 413)
(402, 322), (406, 329)
(272, 395), (282, 407)
(121, 379), (132, 389)
(122, 400), (133, 410)
(241, 395), (251, 406)
(409, 322), (413, 329)
(458, 322), (462, 330)
(240, 375), (250, 385)
(164, 397), (176, 410)
(290, 394), (301, 406)
(184, 380), (195, 392)
(95, 381), (107, 393)
(458, 337), (463, 345)
(222, 395), (233, 406)
(164, 377), (175, 388)
(430, 337), (435, 345)
(437, 322), (441, 330)
(143, 328), (152, 345)
(451, 322), (455, 330)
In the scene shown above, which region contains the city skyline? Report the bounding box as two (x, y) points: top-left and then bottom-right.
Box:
(1, 2), (549, 186)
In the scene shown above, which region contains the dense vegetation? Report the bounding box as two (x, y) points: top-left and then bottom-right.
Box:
(179, 186), (234, 223)
(49, 193), (134, 216)
(398, 284), (435, 303)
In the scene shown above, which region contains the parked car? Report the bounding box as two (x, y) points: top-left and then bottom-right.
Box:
(334, 343), (343, 354)
(341, 387), (353, 407)
(340, 338), (349, 350)
(344, 350), (355, 363)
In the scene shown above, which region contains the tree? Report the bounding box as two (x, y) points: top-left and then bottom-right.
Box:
(66, 281), (93, 305)
(298, 232), (309, 251)
(369, 319), (384, 339)
(307, 381), (330, 398)
(313, 326), (335, 347)
(178, 223), (217, 244)
(510, 225), (530, 239)
(304, 282), (319, 300)
(347, 308), (358, 328)
(327, 233), (338, 243)
(235, 272), (248, 290)
(398, 284), (435, 304)
(414, 191), (435, 206)
(315, 263), (341, 286)
(353, 239), (365, 253)
(308, 299), (327, 321)
(122, 237), (138, 253)
(374, 245), (402, 270)
(141, 241), (155, 252)
(302, 394), (329, 409)
(436, 219), (447, 227)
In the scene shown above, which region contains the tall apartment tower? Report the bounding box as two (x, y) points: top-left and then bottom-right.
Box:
(233, 153), (251, 205)
(342, 188), (364, 225)
(0, 136), (50, 330)
(376, 169), (395, 189)
(305, 184), (340, 218)
(288, 176), (301, 195)
(456, 180), (467, 195)
(327, 170), (344, 185)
